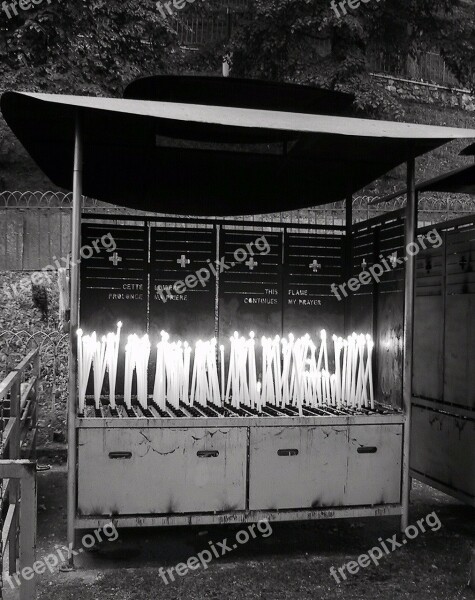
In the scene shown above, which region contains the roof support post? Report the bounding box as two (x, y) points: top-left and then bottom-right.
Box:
(401, 153), (416, 532)
(344, 195), (353, 335)
(67, 112), (83, 567)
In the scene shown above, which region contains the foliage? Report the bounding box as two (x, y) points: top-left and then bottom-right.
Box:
(0, 0), (473, 114)
(0, 0), (184, 95)
(204, 0), (475, 118)
(0, 271), (68, 445)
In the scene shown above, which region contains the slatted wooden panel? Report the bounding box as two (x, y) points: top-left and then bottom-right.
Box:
(0, 210), (24, 270)
(412, 215), (475, 507)
(149, 226), (217, 340)
(218, 229), (283, 342)
(444, 222), (475, 410)
(377, 218), (405, 293)
(283, 231), (345, 338)
(349, 225), (375, 337)
(413, 230), (445, 400)
(0, 209), (71, 271)
(413, 218), (475, 410)
(411, 405), (475, 503)
(376, 217), (405, 409)
(351, 213), (405, 409)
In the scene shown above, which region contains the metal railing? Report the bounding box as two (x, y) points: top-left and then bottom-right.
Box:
(0, 348), (39, 599)
(367, 49), (461, 88)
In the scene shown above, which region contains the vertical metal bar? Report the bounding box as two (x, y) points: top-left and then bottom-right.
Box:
(31, 351), (40, 460)
(372, 227), (380, 376)
(344, 196), (352, 335)
(215, 225), (220, 346)
(67, 112), (83, 565)
(440, 228), (447, 405)
(401, 155), (416, 532)
(9, 375), (20, 575)
(19, 462), (37, 600)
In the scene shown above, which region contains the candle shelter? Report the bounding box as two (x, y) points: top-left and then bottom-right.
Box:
(2, 78), (475, 566)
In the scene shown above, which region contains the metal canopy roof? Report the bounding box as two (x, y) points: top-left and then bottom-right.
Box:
(461, 142), (475, 156)
(370, 163), (475, 205)
(2, 89), (475, 215)
(123, 75), (356, 115)
(414, 164), (475, 195)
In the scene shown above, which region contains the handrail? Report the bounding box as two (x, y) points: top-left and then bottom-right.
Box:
(0, 349), (39, 400)
(12, 349), (40, 375)
(0, 349), (40, 599)
(0, 460), (37, 600)
(0, 371), (18, 400)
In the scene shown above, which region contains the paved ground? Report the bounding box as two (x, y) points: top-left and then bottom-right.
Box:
(5, 465), (475, 599)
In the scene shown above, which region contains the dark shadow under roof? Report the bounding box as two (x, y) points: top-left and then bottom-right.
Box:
(123, 76), (356, 115)
(2, 83), (475, 216)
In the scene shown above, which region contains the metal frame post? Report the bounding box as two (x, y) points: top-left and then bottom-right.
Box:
(67, 112), (83, 566)
(344, 196), (353, 335)
(401, 154), (416, 531)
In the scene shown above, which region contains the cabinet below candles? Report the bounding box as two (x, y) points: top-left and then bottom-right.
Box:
(77, 419), (404, 519)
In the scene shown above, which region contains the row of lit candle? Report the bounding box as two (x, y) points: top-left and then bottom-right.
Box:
(77, 326), (375, 413)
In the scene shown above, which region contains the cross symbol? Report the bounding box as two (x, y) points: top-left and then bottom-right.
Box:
(309, 259), (321, 273)
(425, 257), (432, 274)
(361, 258), (368, 270)
(389, 253), (398, 268)
(246, 257), (258, 270)
(177, 254), (190, 268)
(109, 252), (122, 266)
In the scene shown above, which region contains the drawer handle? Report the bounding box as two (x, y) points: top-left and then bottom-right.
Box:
(277, 449), (299, 457)
(109, 451), (132, 459)
(357, 446), (377, 454)
(197, 450), (219, 458)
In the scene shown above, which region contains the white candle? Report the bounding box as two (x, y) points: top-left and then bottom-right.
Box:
(333, 335), (341, 407)
(341, 340), (347, 406)
(321, 330), (329, 373)
(92, 335), (107, 410)
(330, 374), (336, 406)
(365, 338), (375, 409)
(220, 344), (225, 403)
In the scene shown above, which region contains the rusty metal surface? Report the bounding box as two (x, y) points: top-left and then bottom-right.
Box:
(248, 424), (402, 510)
(78, 427), (247, 516)
(77, 421), (403, 518)
(376, 293), (404, 407)
(77, 398), (402, 421)
(74, 504), (403, 530)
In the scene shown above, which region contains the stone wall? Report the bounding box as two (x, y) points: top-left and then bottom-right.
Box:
(372, 74), (475, 112)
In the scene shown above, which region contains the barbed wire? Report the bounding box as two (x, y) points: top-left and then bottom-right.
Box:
(0, 191), (474, 217)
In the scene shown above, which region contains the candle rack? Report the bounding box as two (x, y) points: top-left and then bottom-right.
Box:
(74, 211), (408, 532)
